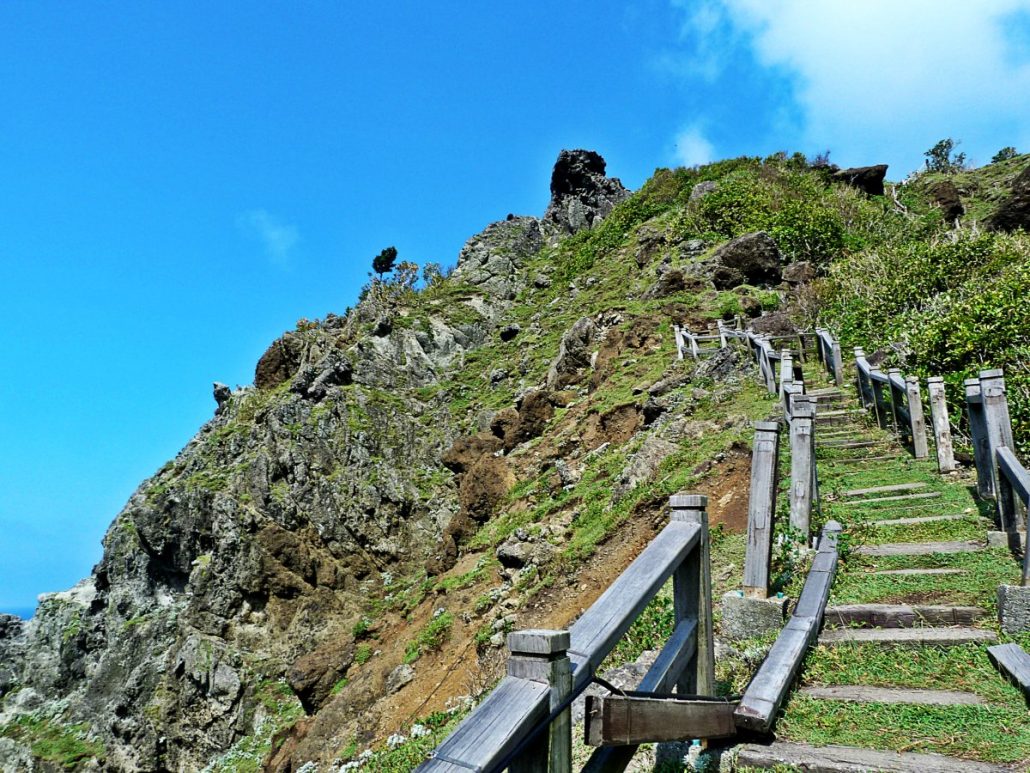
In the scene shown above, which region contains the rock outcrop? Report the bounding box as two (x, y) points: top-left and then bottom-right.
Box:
(929, 180), (965, 223)
(833, 164), (888, 196)
(986, 165), (1030, 232)
(544, 149), (630, 235)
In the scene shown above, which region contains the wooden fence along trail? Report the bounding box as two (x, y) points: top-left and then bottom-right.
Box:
(423, 319), (1030, 772)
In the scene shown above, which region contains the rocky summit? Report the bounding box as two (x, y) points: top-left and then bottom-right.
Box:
(3, 146), (1030, 772)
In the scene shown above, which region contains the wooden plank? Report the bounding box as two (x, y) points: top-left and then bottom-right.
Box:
(818, 441), (877, 449)
(419, 676), (549, 772)
(734, 523), (841, 733)
(669, 495), (715, 696)
(965, 377), (992, 498)
(800, 685), (986, 705)
(789, 397), (815, 537)
(981, 369), (1016, 503)
(567, 521), (701, 682)
(856, 540), (982, 556)
(743, 423), (781, 598)
(840, 491), (940, 505)
(822, 604), (986, 628)
(927, 376), (957, 473)
(842, 482), (928, 497)
(585, 695), (736, 747)
(818, 627), (996, 647)
(737, 741), (1009, 772)
(987, 643), (1030, 701)
(998, 445), (1030, 508)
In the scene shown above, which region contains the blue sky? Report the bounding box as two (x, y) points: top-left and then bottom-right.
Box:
(2, 1), (1030, 616)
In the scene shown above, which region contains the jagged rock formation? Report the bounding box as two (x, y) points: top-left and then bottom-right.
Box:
(710, 231), (783, 289)
(0, 149), (630, 772)
(544, 149), (630, 235)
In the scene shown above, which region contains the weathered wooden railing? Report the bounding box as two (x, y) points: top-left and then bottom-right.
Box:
(673, 324), (722, 361)
(965, 370), (1029, 577)
(853, 348), (929, 460)
(814, 328), (844, 387)
(735, 520), (842, 732)
(419, 494), (715, 773)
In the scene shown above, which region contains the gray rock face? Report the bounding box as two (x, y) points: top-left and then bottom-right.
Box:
(833, 164), (888, 196)
(782, 260), (816, 284)
(452, 216), (544, 303)
(690, 180), (718, 200)
(710, 231), (783, 289)
(385, 664), (415, 694)
(986, 165), (1030, 232)
(544, 149), (630, 235)
(546, 316), (598, 388)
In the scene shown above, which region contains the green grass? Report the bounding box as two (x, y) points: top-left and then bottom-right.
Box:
(0, 715), (105, 769)
(404, 612), (454, 664)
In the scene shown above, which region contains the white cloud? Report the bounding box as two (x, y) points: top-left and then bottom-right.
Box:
(674, 125), (716, 167)
(671, 0), (1030, 172)
(237, 209), (299, 267)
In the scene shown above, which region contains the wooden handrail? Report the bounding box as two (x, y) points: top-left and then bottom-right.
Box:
(420, 496), (712, 772)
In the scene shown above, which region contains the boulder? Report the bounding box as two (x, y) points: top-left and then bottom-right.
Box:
(459, 455), (514, 521)
(287, 638), (354, 713)
(544, 150), (631, 234)
(643, 268), (687, 299)
(385, 664), (415, 694)
(710, 232), (783, 289)
(929, 180), (964, 223)
(515, 390), (555, 441)
(489, 408), (522, 450)
(833, 164), (888, 196)
(690, 180), (718, 201)
(255, 333), (305, 389)
(782, 260), (816, 284)
(986, 166), (1030, 232)
(546, 316), (598, 388)
(499, 323), (521, 342)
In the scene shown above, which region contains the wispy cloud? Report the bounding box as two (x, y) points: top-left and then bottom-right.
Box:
(674, 125), (716, 167)
(666, 0), (1030, 172)
(236, 209), (299, 267)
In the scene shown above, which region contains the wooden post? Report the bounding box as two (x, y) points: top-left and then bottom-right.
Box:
(779, 349), (793, 406)
(887, 368), (906, 439)
(507, 630), (573, 773)
(926, 377), (956, 473)
(966, 377), (993, 498)
(981, 369), (1016, 524)
(669, 494), (715, 696)
(673, 325), (684, 361)
(870, 367), (891, 430)
(718, 321), (728, 348)
(689, 330), (701, 360)
(744, 422), (781, 600)
(830, 337), (844, 387)
(905, 375), (930, 459)
(789, 397), (816, 540)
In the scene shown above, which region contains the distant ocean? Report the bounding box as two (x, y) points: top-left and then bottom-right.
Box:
(1, 607), (35, 620)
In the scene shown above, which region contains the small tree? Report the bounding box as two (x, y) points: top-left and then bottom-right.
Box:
(924, 138), (966, 173)
(372, 246), (398, 277)
(991, 146), (1018, 163)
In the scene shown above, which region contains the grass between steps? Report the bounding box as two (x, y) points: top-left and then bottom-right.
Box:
(772, 379), (1030, 765)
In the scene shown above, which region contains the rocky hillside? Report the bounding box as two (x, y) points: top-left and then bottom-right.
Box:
(1, 146), (1028, 772)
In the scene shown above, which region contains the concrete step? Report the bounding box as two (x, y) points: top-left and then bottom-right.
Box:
(818, 627), (997, 647)
(841, 491), (941, 505)
(818, 440), (879, 449)
(823, 603), (987, 628)
(800, 685), (986, 705)
(873, 568), (967, 576)
(825, 454), (905, 464)
(737, 741), (1008, 771)
(866, 514), (968, 527)
(856, 540), (983, 556)
(843, 482), (928, 497)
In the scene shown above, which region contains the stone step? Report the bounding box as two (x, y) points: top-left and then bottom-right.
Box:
(800, 685), (986, 705)
(856, 540), (983, 556)
(823, 603), (987, 629)
(818, 627), (997, 648)
(843, 482), (928, 497)
(865, 514), (968, 527)
(817, 409), (866, 418)
(818, 440), (878, 449)
(825, 454), (905, 464)
(737, 741), (1008, 772)
(841, 491), (941, 505)
(873, 568), (967, 576)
